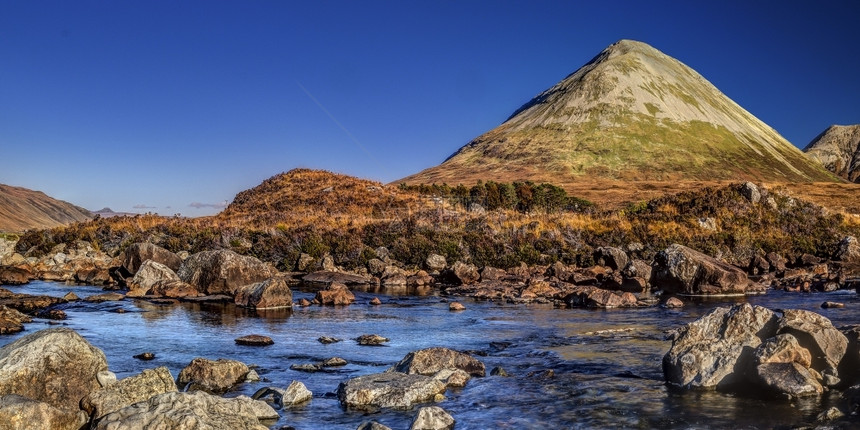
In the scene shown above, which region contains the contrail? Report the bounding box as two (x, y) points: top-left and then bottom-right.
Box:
(296, 81), (383, 170)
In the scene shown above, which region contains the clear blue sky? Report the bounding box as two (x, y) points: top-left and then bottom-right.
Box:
(2, 1), (858, 216)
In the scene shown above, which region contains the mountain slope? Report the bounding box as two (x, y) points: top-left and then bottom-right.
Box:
(0, 184), (92, 232)
(400, 39), (837, 185)
(804, 124), (860, 183)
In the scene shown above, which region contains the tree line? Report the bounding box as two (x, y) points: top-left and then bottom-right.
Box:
(399, 181), (593, 214)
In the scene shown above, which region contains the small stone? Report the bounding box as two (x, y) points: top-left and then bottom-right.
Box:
(817, 406), (844, 422)
(282, 380), (312, 406)
(357, 421), (393, 430)
(410, 406), (455, 430)
(662, 297), (684, 308)
(490, 366), (510, 377)
(356, 334), (389, 346)
(37, 309), (67, 320)
(62, 292), (79, 301)
(85, 292), (125, 302)
(448, 302), (465, 311)
(97, 371), (117, 388)
(133, 352), (156, 361)
(821, 301), (844, 309)
(318, 336), (342, 344)
(370, 297), (382, 305)
(235, 334), (274, 346)
(321, 357), (347, 367)
(245, 369), (260, 382)
(290, 364), (320, 373)
(297, 298), (311, 307)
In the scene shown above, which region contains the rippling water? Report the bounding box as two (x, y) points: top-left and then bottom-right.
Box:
(2, 281), (859, 429)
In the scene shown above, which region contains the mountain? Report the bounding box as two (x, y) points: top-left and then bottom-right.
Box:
(92, 208), (137, 218)
(804, 125), (860, 183)
(399, 39), (837, 186)
(0, 184), (92, 232)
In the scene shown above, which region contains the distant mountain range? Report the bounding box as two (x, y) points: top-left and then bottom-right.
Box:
(0, 184), (92, 232)
(804, 124), (860, 183)
(399, 39), (838, 185)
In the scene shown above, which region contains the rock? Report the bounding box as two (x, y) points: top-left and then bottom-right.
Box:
(85, 292), (125, 303)
(281, 380), (312, 406)
(177, 358), (250, 394)
(0, 394), (88, 430)
(133, 352), (155, 361)
(321, 357), (348, 367)
(177, 250), (276, 296)
(61, 292), (79, 301)
(448, 302), (465, 311)
(447, 261), (479, 285)
(0, 328), (108, 411)
(97, 371), (117, 387)
(120, 242), (182, 275)
(303, 271), (374, 286)
(797, 253), (823, 267)
(370, 297), (382, 305)
(817, 407), (844, 422)
(391, 347), (485, 377)
(835, 236), (860, 263)
(410, 406), (455, 430)
(36, 309), (66, 320)
(290, 364), (320, 373)
(367, 259), (387, 277)
(320, 255), (337, 272)
(0, 306), (31, 334)
(82, 366), (177, 419)
(766, 252), (787, 273)
(662, 297), (684, 308)
(519, 279), (560, 300)
(432, 368), (470, 387)
(234, 277), (293, 309)
(565, 286), (637, 309)
(297, 298), (311, 307)
(92, 391), (277, 430)
(337, 372), (446, 410)
(651, 244), (757, 296)
(235, 335), (274, 346)
(425, 254), (447, 272)
(481, 266), (507, 281)
(245, 370), (260, 382)
(822, 301), (845, 309)
(663, 304), (778, 389)
(593, 247), (629, 270)
(314, 282), (355, 306)
(0, 294), (63, 314)
(150, 280), (200, 299)
(753, 362), (823, 398)
(490, 366), (510, 377)
(740, 181), (761, 204)
(0, 266), (30, 285)
(356, 334), (389, 346)
(357, 421), (392, 430)
(777, 309), (847, 382)
(318, 336), (342, 344)
(126, 260), (183, 297)
(296, 253), (315, 272)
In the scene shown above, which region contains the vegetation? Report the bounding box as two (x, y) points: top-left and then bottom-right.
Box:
(12, 170), (860, 273)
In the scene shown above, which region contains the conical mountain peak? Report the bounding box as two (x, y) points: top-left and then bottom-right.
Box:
(403, 40), (836, 184)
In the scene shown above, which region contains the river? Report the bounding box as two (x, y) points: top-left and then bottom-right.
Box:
(2, 281), (858, 429)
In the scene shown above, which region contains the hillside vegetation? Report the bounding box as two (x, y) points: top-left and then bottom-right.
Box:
(0, 184), (92, 232)
(13, 169), (860, 273)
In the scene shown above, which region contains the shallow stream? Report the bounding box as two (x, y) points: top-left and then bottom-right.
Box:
(2, 281), (859, 429)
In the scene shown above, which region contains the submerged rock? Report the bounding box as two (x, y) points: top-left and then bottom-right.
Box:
(356, 334), (389, 346)
(337, 372), (446, 410)
(92, 391), (277, 430)
(0, 328), (108, 411)
(235, 335), (274, 346)
(177, 358), (250, 394)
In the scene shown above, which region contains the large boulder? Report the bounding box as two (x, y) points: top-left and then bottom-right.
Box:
(126, 260), (184, 297)
(337, 372), (446, 410)
(410, 406), (455, 430)
(177, 358), (250, 394)
(0, 267), (30, 285)
(391, 347), (485, 377)
(314, 282), (355, 306)
(651, 244), (758, 296)
(663, 304), (778, 389)
(92, 391), (277, 430)
(0, 328), (108, 411)
(234, 277), (293, 309)
(82, 366), (177, 420)
(835, 236), (860, 263)
(750, 334), (822, 398)
(178, 250), (275, 296)
(777, 309), (847, 383)
(593, 247), (629, 271)
(445, 261), (479, 285)
(0, 394), (88, 430)
(120, 243), (182, 275)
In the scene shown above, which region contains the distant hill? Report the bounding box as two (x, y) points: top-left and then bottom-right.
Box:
(92, 208), (137, 218)
(0, 184), (92, 232)
(804, 124), (860, 183)
(399, 39), (837, 186)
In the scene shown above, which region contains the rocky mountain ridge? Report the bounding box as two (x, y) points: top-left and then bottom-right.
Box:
(0, 184), (92, 233)
(804, 124), (860, 183)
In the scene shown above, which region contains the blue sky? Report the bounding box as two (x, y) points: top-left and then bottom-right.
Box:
(2, 1), (858, 216)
